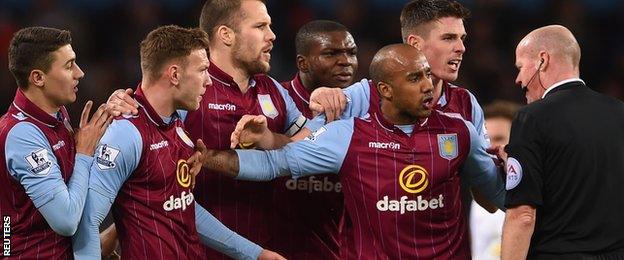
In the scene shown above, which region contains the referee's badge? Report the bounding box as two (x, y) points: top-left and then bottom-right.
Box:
(437, 134), (458, 160)
(506, 157), (523, 190)
(258, 94), (278, 119)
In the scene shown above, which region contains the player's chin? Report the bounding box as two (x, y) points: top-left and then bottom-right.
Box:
(441, 70), (459, 82)
(65, 93), (77, 105)
(183, 101), (201, 112)
(418, 108), (433, 118)
(259, 61), (271, 73)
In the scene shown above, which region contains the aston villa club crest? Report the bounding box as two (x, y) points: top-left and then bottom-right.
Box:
(258, 94), (279, 119)
(437, 134), (458, 160)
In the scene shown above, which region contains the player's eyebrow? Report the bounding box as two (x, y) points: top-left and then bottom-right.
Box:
(64, 58), (76, 66)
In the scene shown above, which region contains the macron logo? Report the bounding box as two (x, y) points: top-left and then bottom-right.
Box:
(52, 140), (66, 151)
(368, 141), (401, 150)
(150, 140), (169, 151)
(208, 103), (236, 111)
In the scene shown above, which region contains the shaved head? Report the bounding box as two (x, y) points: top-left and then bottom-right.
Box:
(369, 43), (434, 124)
(370, 43), (427, 84)
(518, 25), (580, 69)
(514, 25), (582, 103)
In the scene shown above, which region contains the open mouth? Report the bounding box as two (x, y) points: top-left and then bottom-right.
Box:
(261, 46), (273, 56)
(422, 96), (434, 109)
(448, 59), (462, 71)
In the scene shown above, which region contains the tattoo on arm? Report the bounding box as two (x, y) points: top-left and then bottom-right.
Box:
(203, 150), (240, 178)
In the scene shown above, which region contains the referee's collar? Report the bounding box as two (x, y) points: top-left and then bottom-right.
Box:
(542, 78), (585, 98)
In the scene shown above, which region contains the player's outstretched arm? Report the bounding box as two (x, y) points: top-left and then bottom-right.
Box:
(195, 203), (285, 260)
(5, 101), (111, 236)
(188, 139), (240, 178)
(229, 115), (292, 150)
(191, 119), (353, 182)
(73, 120), (141, 258)
(461, 120), (506, 210)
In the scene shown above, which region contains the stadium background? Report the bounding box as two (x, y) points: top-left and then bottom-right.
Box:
(1, 0), (623, 122)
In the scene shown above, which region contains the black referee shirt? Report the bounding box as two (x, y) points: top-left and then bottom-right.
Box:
(505, 79), (624, 258)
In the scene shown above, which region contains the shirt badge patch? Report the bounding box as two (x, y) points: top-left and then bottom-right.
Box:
(176, 127), (194, 147)
(305, 127), (327, 142)
(258, 94), (279, 119)
(437, 133), (458, 160)
(96, 144), (120, 170)
(24, 148), (52, 175)
(506, 157), (523, 190)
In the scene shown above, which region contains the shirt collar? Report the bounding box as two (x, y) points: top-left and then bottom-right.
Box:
(134, 85), (179, 128)
(12, 89), (64, 127)
(372, 112), (428, 136)
(435, 81), (451, 107)
(208, 62), (257, 89)
(542, 78), (585, 98)
(290, 73), (311, 105)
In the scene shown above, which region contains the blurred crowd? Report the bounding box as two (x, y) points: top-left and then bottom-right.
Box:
(2, 0), (623, 121)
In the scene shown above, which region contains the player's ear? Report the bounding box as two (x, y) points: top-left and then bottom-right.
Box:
(377, 81), (393, 99)
(407, 34), (424, 51)
(29, 69), (46, 88)
(296, 55), (309, 73)
(167, 64), (180, 87)
(217, 25), (234, 46)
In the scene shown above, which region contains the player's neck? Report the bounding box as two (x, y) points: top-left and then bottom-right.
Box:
(298, 72), (317, 94)
(210, 49), (252, 94)
(431, 77), (445, 106)
(22, 88), (61, 114)
(140, 81), (176, 117)
(380, 102), (419, 126)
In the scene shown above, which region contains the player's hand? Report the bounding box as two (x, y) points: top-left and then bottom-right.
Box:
(309, 87), (347, 122)
(187, 139), (208, 188)
(486, 145), (507, 166)
(75, 101), (113, 156)
(257, 249), (286, 260)
(100, 224), (119, 259)
(106, 88), (138, 116)
(230, 115), (270, 149)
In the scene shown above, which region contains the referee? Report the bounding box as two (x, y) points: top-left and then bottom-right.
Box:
(501, 25), (624, 259)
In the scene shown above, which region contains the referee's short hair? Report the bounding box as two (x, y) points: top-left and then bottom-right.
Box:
(295, 20), (349, 56)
